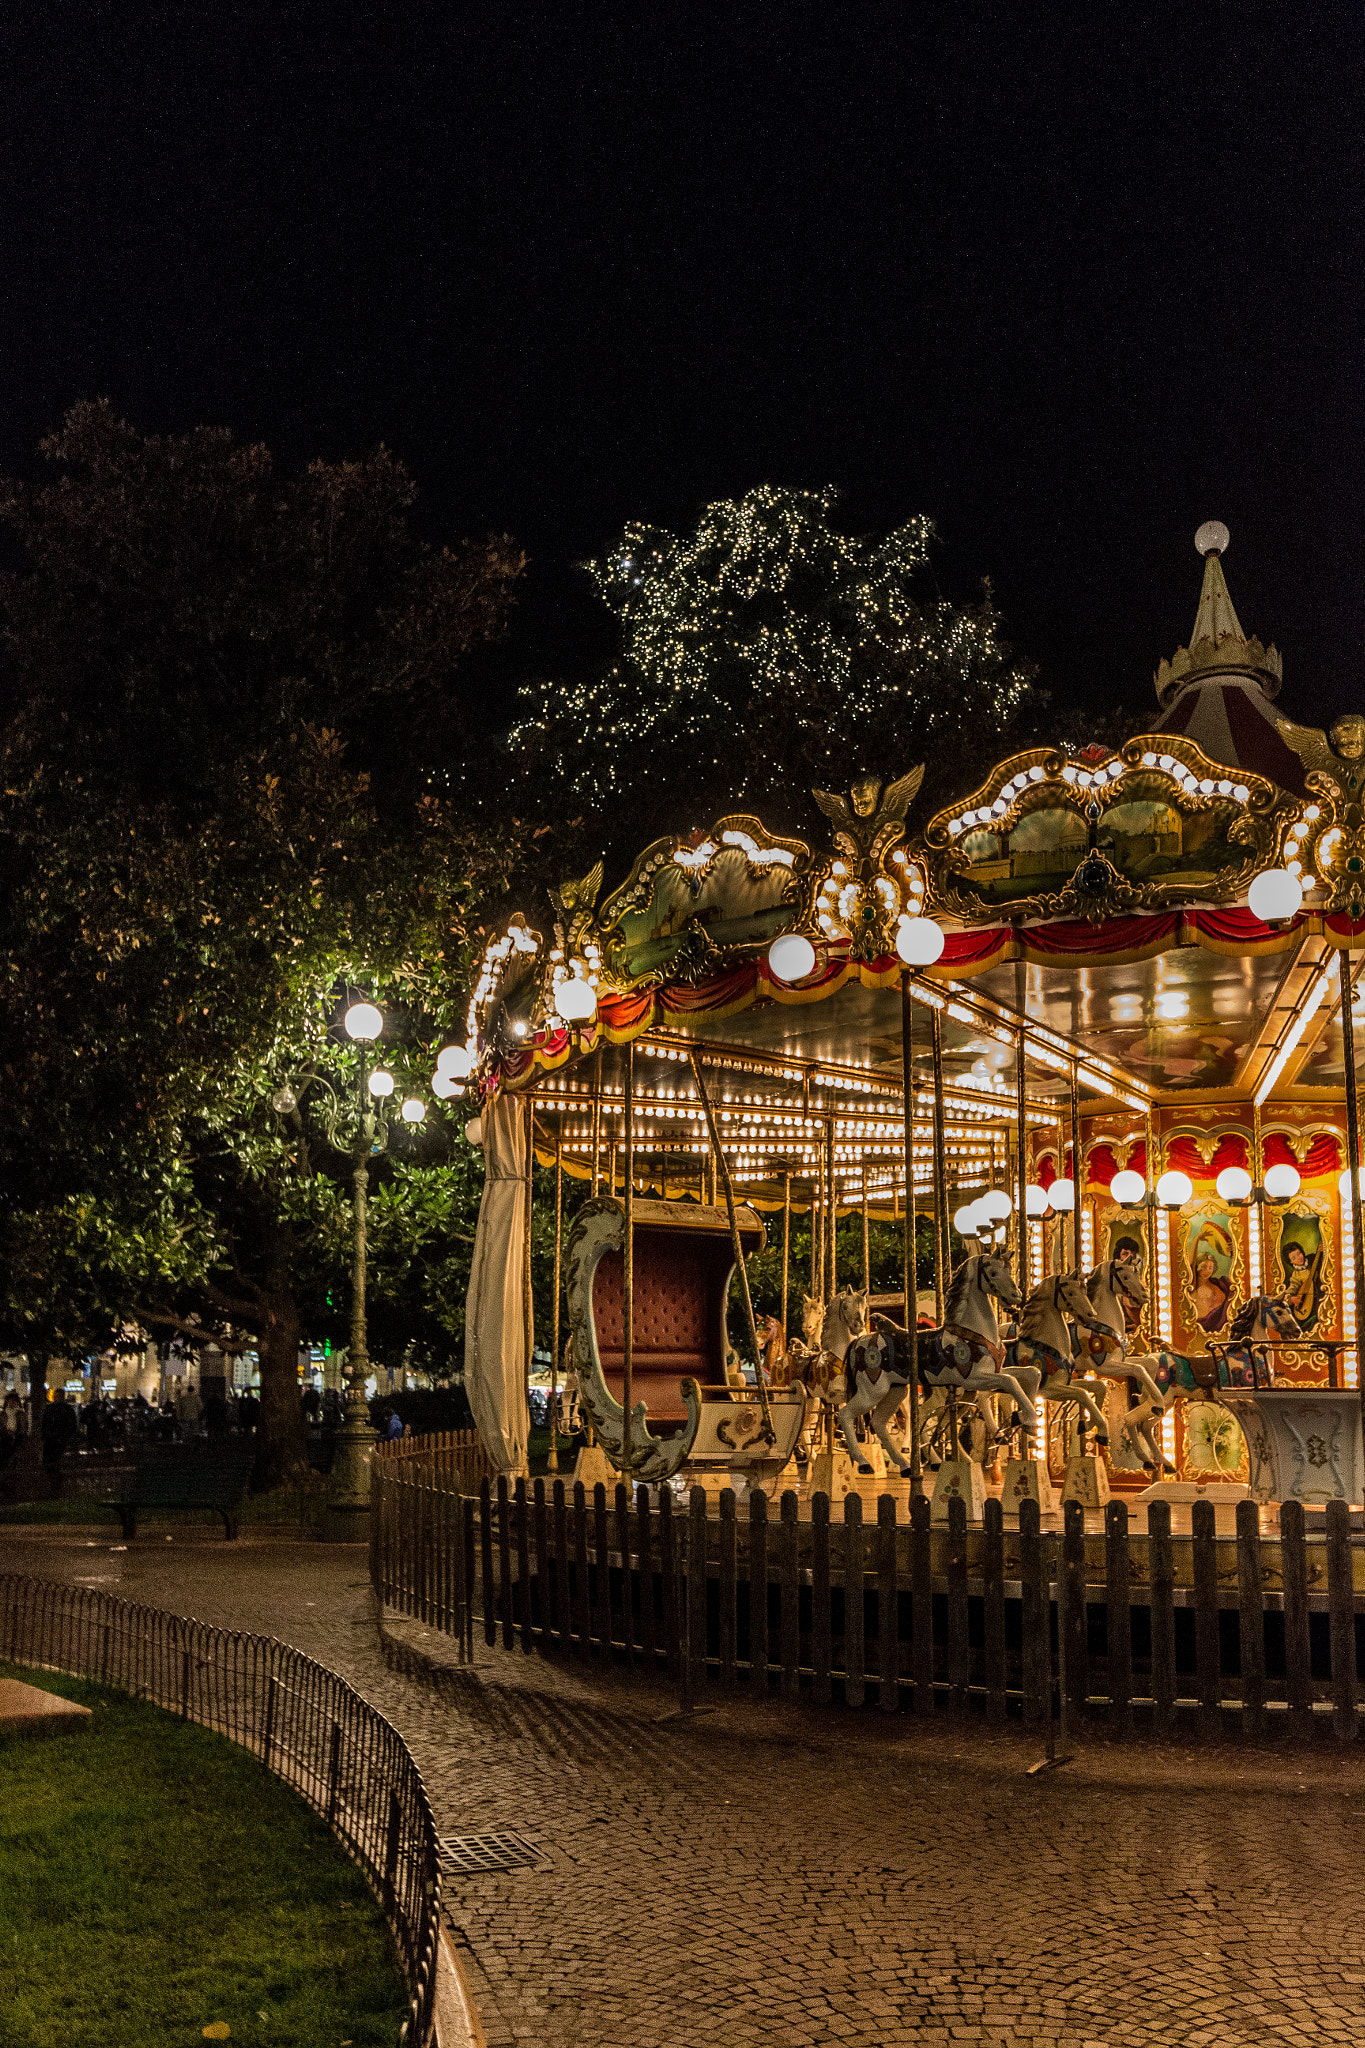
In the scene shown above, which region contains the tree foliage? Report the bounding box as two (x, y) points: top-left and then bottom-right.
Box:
(0, 404), (523, 1480)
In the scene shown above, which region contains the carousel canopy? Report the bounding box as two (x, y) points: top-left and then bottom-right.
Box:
(466, 527), (1365, 1212)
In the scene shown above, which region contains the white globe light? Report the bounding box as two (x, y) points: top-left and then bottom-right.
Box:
(1263, 1161), (1301, 1202)
(1049, 1177), (1075, 1213)
(432, 1071), (460, 1100)
(767, 933), (817, 982)
(400, 1097), (426, 1124)
(1155, 1170), (1193, 1209)
(980, 1189), (1012, 1222)
(464, 1116), (484, 1146)
(1248, 869), (1304, 923)
(271, 1085), (297, 1116)
(1024, 1183), (1050, 1218)
(1110, 1169), (1146, 1207)
(1215, 1166), (1254, 1204)
(953, 1203), (982, 1237)
(367, 1069), (395, 1098)
(344, 1001), (384, 1042)
(1195, 519), (1230, 557)
(1340, 1166), (1365, 1203)
(895, 916), (946, 968)
(556, 975), (598, 1022)
(436, 1043), (474, 1079)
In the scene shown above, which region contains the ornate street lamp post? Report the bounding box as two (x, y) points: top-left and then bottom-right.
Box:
(323, 999), (426, 1541)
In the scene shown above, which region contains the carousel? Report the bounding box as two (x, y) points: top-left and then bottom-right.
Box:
(456, 521), (1365, 1524)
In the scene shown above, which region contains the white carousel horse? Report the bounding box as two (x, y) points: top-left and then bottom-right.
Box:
(1012, 1269), (1112, 1447)
(837, 1254), (1035, 1477)
(1078, 1259), (1173, 1469)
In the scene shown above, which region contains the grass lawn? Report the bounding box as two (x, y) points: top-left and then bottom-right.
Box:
(0, 1663), (408, 2048)
(0, 1488), (329, 1530)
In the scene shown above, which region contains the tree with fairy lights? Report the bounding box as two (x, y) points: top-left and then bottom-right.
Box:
(507, 484), (1048, 861)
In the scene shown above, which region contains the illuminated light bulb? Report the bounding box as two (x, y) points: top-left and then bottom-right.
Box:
(464, 1117), (484, 1146)
(767, 933), (817, 982)
(980, 1189), (1012, 1221)
(1340, 1166), (1365, 1203)
(557, 975), (597, 1022)
(953, 1203), (983, 1237)
(401, 1097), (426, 1124)
(432, 1072), (460, 1100)
(344, 1001), (383, 1042)
(1215, 1166), (1253, 1204)
(895, 916), (946, 967)
(437, 1044), (474, 1079)
(1110, 1169), (1146, 1207)
(1049, 1178), (1075, 1213)
(368, 1069), (395, 1098)
(1263, 1162), (1301, 1202)
(1248, 868), (1304, 923)
(1155, 1170), (1193, 1209)
(1024, 1183), (1050, 1218)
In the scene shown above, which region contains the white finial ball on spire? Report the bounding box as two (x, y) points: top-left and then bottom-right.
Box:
(1195, 520), (1230, 557)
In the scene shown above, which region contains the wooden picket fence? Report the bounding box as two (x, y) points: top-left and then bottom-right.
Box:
(372, 1426), (494, 1493)
(368, 1454), (1365, 1741)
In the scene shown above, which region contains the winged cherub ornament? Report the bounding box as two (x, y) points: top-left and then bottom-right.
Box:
(811, 766), (925, 960)
(1275, 716), (1365, 918)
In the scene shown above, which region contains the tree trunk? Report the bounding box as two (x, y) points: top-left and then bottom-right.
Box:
(256, 1291), (309, 1490)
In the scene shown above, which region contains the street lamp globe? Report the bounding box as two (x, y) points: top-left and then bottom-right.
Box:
(1155, 1170), (1193, 1209)
(1049, 1177), (1075, 1212)
(344, 1000), (384, 1042)
(1110, 1169), (1146, 1207)
(1025, 1182), (1050, 1218)
(400, 1097), (426, 1124)
(367, 1069), (395, 1098)
(436, 1043), (474, 1079)
(953, 1203), (982, 1238)
(432, 1071), (460, 1100)
(980, 1189), (1012, 1222)
(1215, 1166), (1254, 1204)
(1248, 869), (1303, 923)
(556, 975), (598, 1022)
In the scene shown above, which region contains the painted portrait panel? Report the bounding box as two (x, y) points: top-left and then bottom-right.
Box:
(1180, 1204), (1241, 1343)
(1099, 1207), (1148, 1343)
(1272, 1205), (1330, 1336)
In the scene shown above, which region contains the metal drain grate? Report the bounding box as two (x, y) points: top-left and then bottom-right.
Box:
(439, 1830), (541, 1876)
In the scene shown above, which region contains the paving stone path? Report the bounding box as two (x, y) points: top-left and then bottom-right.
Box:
(6, 1528), (1365, 2047)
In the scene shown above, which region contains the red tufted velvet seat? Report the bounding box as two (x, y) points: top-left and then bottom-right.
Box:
(591, 1202), (764, 1423)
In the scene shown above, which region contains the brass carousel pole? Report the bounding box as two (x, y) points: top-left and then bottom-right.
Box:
(861, 1161), (871, 1295)
(1340, 952), (1365, 1418)
(591, 1044), (603, 1195)
(931, 1004), (949, 1319)
(901, 970), (923, 1491)
(825, 1115), (837, 1297)
(809, 1166), (819, 1300)
(548, 1133), (563, 1474)
(608, 1139), (618, 1203)
(1250, 1102), (1265, 1294)
(622, 1042), (635, 1478)
(1016, 1029), (1028, 1291)
(524, 1101), (535, 1474)
(689, 1054), (773, 1440)
(781, 1170), (792, 1345)
(1069, 1063), (1083, 1273)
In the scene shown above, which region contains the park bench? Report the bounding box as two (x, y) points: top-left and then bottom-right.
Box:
(116, 1455), (253, 1540)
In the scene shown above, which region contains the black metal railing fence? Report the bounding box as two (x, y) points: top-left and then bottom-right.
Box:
(0, 1573), (441, 2046)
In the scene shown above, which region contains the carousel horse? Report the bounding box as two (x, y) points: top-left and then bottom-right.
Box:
(1011, 1269), (1112, 1449)
(1217, 1292), (1299, 1387)
(786, 1289), (872, 1457)
(1077, 1259), (1173, 1469)
(837, 1253), (1034, 1478)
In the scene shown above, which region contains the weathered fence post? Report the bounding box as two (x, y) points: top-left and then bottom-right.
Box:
(615, 1482), (634, 1674)
(1148, 1499), (1175, 1736)
(779, 1489), (800, 1700)
(749, 1489), (769, 1695)
(843, 1493), (865, 1709)
(878, 1493), (898, 1712)
(593, 1482), (612, 1663)
(1325, 1496), (1358, 1741)
(1104, 1499), (1132, 1741)
(533, 1478), (549, 1651)
(638, 1484), (657, 1673)
(688, 1487), (708, 1696)
(911, 1492), (934, 1717)
(1192, 1497), (1221, 1741)
(479, 1479), (495, 1649)
(573, 1481), (591, 1660)
(718, 1487), (737, 1691)
(1062, 1499), (1087, 1723)
(659, 1488), (679, 1679)
(947, 1494), (969, 1720)
(515, 1477), (532, 1654)
(1235, 1498), (1265, 1743)
(983, 1496), (1005, 1727)
(1281, 1499), (1314, 1742)
(812, 1492), (832, 1705)
(1019, 1497), (1047, 1725)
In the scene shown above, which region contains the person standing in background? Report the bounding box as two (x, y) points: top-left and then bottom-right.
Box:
(40, 1387), (78, 1496)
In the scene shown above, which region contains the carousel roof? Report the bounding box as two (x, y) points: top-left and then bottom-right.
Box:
(467, 524), (1365, 1212)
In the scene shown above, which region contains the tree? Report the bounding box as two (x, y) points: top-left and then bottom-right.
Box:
(505, 484), (1047, 866)
(0, 405), (523, 1481)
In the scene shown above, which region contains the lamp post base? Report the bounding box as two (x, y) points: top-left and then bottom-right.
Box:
(324, 1382), (375, 1543)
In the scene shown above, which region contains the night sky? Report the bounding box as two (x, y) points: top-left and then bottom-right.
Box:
(5, 3), (1362, 734)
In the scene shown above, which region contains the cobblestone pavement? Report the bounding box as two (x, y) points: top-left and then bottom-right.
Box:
(6, 1528), (1365, 2047)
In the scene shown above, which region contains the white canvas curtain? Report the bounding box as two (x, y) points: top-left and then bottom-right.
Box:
(464, 1092), (529, 1475)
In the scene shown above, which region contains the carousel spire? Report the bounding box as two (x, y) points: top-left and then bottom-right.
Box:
(1151, 521), (1304, 794)
(1155, 521), (1282, 708)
